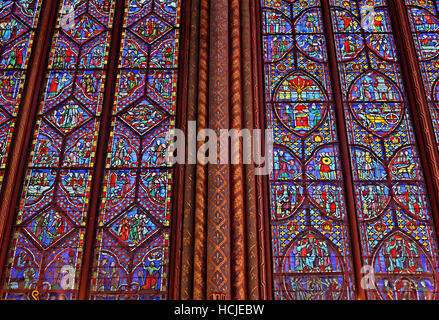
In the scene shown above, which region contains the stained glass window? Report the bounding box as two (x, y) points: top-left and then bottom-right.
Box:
(1, 0), (439, 302)
(0, 0), (42, 194)
(329, 0), (439, 300)
(261, 0), (355, 300)
(405, 1), (439, 149)
(88, 0), (181, 300)
(1, 0), (182, 301)
(262, 0), (439, 300)
(1, 0), (116, 300)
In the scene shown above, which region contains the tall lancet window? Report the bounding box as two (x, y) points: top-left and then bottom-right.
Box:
(0, 0), (182, 300)
(261, 0), (356, 300)
(262, 0), (439, 300)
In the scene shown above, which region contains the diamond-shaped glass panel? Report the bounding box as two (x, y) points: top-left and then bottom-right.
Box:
(109, 207), (158, 248)
(120, 99), (166, 135)
(63, 14), (104, 44)
(46, 100), (92, 133)
(24, 209), (74, 248)
(132, 14), (172, 44)
(0, 15), (28, 45)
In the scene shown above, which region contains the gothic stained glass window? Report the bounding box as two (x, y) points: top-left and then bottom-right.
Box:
(0, 1), (42, 194)
(405, 1), (439, 147)
(88, 0), (180, 300)
(261, 0), (356, 300)
(2, 0), (439, 302)
(330, 0), (439, 299)
(1, 0), (116, 299)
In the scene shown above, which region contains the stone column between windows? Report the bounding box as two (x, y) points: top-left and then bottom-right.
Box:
(229, 0), (248, 300)
(168, 0), (201, 301)
(191, 0), (210, 300)
(249, 0), (275, 300)
(176, 0), (273, 300)
(205, 0), (232, 300)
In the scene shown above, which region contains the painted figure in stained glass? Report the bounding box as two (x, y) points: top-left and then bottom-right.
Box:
(283, 233), (341, 273)
(367, 34), (394, 60)
(44, 250), (76, 290)
(268, 36), (292, 61)
(0, 16), (27, 44)
(77, 71), (103, 99)
(296, 10), (320, 33)
(92, 0), (112, 13)
(358, 184), (389, 219)
(46, 71), (73, 98)
(47, 102), (90, 133)
(122, 40), (147, 68)
(337, 34), (363, 60)
(350, 72), (402, 137)
(143, 137), (168, 166)
(133, 14), (171, 44)
(305, 147), (339, 181)
(380, 235), (424, 273)
(83, 44), (106, 69)
(107, 171), (134, 201)
(118, 70), (141, 98)
(27, 210), (71, 247)
(52, 42), (76, 69)
(9, 250), (37, 290)
(61, 170), (87, 197)
(134, 250), (163, 291)
(111, 136), (136, 167)
(273, 183), (303, 219)
(309, 183), (341, 219)
(410, 7), (439, 32)
(26, 170), (55, 198)
(371, 231), (437, 300)
(96, 254), (126, 291)
(315, 153), (335, 180)
(151, 71), (173, 99)
(334, 9), (360, 32)
(285, 276), (343, 300)
(0, 71), (21, 100)
(34, 137), (58, 167)
(353, 149), (385, 180)
(67, 15), (103, 44)
(121, 101), (167, 135)
(150, 40), (175, 68)
(64, 135), (93, 166)
(276, 102), (326, 135)
(109, 208), (158, 247)
(393, 184), (425, 219)
(1, 41), (27, 69)
(351, 73), (400, 102)
(142, 170), (168, 204)
(272, 148), (301, 180)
